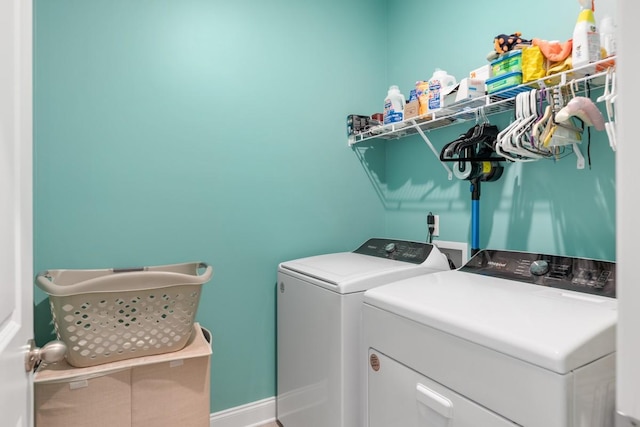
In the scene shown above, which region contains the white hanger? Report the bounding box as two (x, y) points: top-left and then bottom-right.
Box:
(515, 89), (549, 158)
(509, 90), (545, 159)
(495, 92), (539, 162)
(495, 93), (525, 161)
(597, 68), (617, 151)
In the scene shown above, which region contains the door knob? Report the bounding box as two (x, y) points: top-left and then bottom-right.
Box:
(25, 339), (67, 372)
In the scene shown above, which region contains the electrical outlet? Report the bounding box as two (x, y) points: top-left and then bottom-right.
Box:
(433, 215), (440, 237)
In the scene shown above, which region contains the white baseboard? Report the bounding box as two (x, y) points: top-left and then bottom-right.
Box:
(210, 397), (276, 427)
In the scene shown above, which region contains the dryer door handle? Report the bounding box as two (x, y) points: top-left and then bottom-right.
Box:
(416, 383), (453, 419)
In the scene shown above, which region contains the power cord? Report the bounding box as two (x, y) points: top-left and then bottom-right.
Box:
(427, 212), (435, 243)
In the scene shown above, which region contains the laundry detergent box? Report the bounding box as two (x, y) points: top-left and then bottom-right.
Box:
(454, 78), (486, 102)
(404, 99), (419, 119)
(470, 64), (492, 80)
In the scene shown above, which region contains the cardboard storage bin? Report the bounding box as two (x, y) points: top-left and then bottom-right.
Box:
(35, 323), (212, 427)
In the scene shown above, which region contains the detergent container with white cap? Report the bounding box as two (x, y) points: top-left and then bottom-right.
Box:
(383, 85), (405, 124)
(600, 14), (616, 57)
(427, 69), (457, 113)
(572, 0), (600, 69)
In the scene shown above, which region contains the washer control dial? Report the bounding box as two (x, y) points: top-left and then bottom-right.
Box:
(530, 260), (550, 276)
(384, 243), (397, 254)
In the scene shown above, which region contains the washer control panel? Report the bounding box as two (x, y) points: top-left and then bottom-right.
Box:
(461, 249), (616, 298)
(354, 238), (434, 264)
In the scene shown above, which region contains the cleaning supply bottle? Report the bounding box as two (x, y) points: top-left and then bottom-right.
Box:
(572, 0), (600, 69)
(600, 14), (616, 57)
(383, 85), (405, 124)
(427, 69), (457, 113)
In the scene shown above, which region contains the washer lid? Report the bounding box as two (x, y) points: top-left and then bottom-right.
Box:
(364, 271), (617, 374)
(280, 252), (446, 293)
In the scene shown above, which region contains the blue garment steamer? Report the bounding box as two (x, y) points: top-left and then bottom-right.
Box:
(471, 177), (481, 257)
(440, 120), (505, 256)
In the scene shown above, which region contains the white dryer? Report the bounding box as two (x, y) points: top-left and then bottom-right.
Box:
(363, 249), (617, 427)
(277, 238), (451, 427)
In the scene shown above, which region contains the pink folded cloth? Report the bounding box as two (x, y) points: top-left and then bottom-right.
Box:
(532, 39), (573, 62)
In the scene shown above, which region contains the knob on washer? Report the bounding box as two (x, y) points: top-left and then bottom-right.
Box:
(530, 260), (550, 276)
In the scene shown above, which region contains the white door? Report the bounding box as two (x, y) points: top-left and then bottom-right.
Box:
(616, 1), (640, 426)
(0, 0), (34, 426)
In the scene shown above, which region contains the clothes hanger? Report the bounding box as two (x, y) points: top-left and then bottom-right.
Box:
(531, 89), (553, 149)
(518, 90), (554, 158)
(495, 92), (537, 162)
(532, 105), (552, 149)
(514, 89), (546, 156)
(501, 92), (527, 155)
(507, 91), (545, 159)
(597, 67), (617, 151)
(546, 84), (584, 141)
(441, 125), (478, 159)
(495, 93), (523, 160)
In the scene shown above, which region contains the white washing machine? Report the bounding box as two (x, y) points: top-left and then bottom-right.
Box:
(277, 238), (451, 427)
(363, 249), (617, 427)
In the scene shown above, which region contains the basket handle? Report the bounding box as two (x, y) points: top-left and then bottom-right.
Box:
(113, 262), (210, 274)
(35, 262), (214, 296)
(113, 267), (145, 273)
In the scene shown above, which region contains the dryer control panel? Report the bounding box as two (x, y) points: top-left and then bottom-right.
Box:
(461, 250), (616, 298)
(354, 238), (434, 265)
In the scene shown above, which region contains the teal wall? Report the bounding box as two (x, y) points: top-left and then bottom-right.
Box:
(33, 0), (617, 416)
(376, 0), (616, 261)
(33, 0), (387, 412)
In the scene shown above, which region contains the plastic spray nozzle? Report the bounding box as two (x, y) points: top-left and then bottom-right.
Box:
(578, 0), (594, 11)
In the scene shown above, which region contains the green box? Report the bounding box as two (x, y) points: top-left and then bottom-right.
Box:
(486, 72), (523, 94)
(491, 50), (522, 76)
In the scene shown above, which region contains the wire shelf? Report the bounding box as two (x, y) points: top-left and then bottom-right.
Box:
(348, 57), (615, 146)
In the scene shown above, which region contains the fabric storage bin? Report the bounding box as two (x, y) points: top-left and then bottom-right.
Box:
(35, 369), (132, 427)
(131, 350), (210, 426)
(36, 262), (213, 367)
(35, 323), (212, 427)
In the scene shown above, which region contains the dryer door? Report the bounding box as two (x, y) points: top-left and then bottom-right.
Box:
(367, 350), (519, 427)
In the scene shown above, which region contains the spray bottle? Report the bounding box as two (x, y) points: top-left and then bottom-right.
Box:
(572, 0), (600, 69)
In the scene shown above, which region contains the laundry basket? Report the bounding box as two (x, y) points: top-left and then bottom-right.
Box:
(36, 262), (213, 368)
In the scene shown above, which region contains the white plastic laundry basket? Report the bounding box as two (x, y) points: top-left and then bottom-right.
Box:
(36, 262), (213, 368)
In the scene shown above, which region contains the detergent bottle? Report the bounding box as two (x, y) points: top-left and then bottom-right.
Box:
(572, 0), (600, 69)
(427, 69), (457, 113)
(600, 14), (616, 57)
(383, 85), (405, 124)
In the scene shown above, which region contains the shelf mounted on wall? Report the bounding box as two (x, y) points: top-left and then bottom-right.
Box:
(348, 57), (616, 179)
